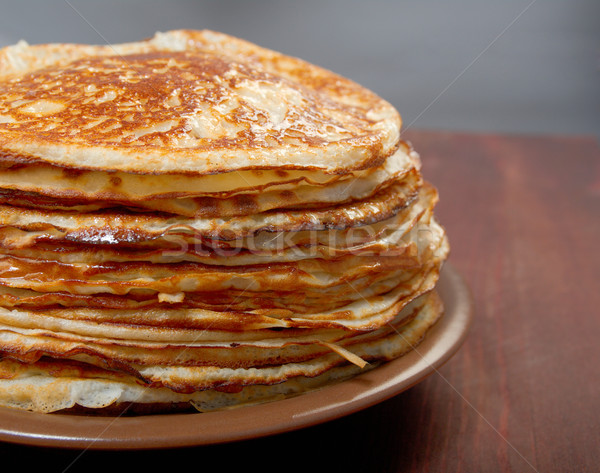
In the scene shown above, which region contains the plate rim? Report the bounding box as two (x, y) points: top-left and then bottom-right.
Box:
(0, 262), (472, 450)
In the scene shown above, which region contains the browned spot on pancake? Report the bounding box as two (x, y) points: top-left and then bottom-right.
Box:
(231, 193), (259, 215)
(62, 168), (84, 179)
(109, 175), (122, 187)
(279, 190), (296, 200)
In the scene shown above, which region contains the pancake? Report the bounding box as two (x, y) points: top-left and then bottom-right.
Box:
(0, 182), (435, 265)
(0, 177), (421, 242)
(0, 30), (449, 414)
(0, 292), (442, 413)
(0, 30), (399, 174)
(0, 141), (419, 203)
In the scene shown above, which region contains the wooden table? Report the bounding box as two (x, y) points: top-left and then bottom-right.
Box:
(2, 130), (598, 472)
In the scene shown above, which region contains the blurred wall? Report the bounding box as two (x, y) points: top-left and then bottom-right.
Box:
(0, 0), (598, 138)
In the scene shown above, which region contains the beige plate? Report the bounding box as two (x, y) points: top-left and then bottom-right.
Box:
(0, 262), (472, 450)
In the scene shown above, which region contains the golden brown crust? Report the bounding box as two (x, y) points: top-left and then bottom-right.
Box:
(0, 30), (400, 175)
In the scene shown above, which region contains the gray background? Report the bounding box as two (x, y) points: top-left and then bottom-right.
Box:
(0, 0), (598, 139)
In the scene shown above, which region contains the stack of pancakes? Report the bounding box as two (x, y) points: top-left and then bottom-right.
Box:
(0, 30), (448, 413)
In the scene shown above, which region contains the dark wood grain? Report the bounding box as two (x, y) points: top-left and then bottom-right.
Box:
(403, 130), (600, 473)
(2, 130), (598, 473)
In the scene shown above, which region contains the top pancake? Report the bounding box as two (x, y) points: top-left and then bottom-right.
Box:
(0, 30), (400, 175)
